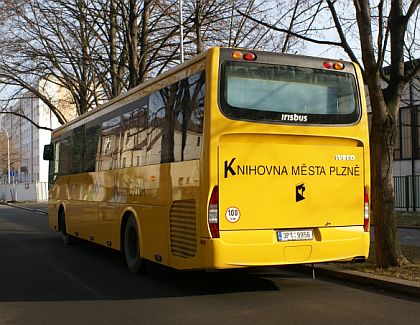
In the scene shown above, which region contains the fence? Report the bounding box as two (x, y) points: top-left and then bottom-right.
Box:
(394, 175), (420, 211)
(0, 182), (48, 202)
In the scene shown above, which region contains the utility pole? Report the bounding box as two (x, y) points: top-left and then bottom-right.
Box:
(179, 0), (184, 63)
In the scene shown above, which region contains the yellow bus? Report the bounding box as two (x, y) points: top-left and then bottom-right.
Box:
(44, 47), (370, 273)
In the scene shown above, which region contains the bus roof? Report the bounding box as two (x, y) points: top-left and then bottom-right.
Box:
(52, 49), (209, 137)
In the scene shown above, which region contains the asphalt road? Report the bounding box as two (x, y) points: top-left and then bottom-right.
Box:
(0, 204), (419, 325)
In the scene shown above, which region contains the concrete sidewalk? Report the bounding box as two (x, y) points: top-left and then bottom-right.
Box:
(2, 201), (420, 299)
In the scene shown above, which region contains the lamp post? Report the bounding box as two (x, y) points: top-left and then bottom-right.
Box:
(0, 125), (10, 184)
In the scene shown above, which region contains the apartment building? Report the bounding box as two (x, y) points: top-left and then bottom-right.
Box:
(365, 62), (419, 209)
(0, 78), (76, 184)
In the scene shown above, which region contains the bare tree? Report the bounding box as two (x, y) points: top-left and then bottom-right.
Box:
(353, 0), (419, 267)
(0, 0), (103, 117)
(0, 0), (303, 127)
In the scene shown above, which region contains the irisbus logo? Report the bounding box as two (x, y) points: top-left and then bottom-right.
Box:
(281, 113), (308, 122)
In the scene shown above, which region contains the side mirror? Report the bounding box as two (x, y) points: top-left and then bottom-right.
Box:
(43, 144), (54, 161)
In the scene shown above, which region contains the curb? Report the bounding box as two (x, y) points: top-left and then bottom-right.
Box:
(373, 225), (420, 230)
(398, 226), (420, 230)
(297, 265), (420, 299)
(0, 201), (48, 215)
(372, 224), (420, 230)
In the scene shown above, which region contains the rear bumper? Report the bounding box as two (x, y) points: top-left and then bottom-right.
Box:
(201, 226), (369, 269)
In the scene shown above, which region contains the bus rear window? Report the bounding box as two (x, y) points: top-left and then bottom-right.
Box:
(220, 62), (360, 124)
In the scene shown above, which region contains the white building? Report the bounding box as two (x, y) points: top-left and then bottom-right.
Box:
(391, 78), (420, 177)
(0, 78), (76, 184)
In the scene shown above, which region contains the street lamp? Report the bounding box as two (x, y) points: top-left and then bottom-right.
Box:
(0, 124), (10, 184)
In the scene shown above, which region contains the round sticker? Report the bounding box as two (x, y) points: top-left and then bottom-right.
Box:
(225, 207), (240, 223)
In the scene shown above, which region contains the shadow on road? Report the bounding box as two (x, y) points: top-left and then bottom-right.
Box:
(0, 231), (296, 303)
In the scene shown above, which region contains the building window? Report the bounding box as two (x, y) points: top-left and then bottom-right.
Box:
(393, 105), (419, 161)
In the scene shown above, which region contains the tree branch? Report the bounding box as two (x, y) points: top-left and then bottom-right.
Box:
(326, 0), (363, 74)
(405, 62), (420, 84)
(237, 9), (342, 47)
(404, 0), (419, 22)
(282, 0), (300, 53)
(0, 111), (53, 131)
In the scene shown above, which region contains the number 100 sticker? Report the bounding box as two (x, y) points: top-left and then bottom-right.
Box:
(225, 207), (240, 223)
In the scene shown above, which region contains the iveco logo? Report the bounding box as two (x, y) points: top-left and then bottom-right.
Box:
(335, 154), (356, 161)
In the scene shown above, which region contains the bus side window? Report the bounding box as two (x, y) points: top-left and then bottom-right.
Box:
(147, 71), (206, 165)
(48, 142), (60, 186)
(84, 124), (101, 172)
(180, 72), (205, 161)
(148, 90), (166, 164)
(121, 103), (148, 168)
(97, 116), (121, 171)
(58, 136), (72, 175)
(71, 125), (85, 174)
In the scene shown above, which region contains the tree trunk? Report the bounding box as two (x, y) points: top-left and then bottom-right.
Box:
(195, 0), (202, 54)
(139, 0), (150, 83)
(370, 100), (406, 267)
(128, 0), (139, 88)
(109, 0), (120, 98)
(369, 87), (407, 267)
(78, 0), (89, 115)
(353, 0), (410, 268)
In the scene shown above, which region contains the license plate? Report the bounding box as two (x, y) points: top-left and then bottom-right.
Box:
(277, 229), (313, 242)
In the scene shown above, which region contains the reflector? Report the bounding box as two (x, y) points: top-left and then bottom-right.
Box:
(364, 187), (369, 232)
(209, 224), (219, 239)
(208, 186), (220, 238)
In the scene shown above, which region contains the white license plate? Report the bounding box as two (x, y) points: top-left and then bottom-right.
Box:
(277, 229), (313, 242)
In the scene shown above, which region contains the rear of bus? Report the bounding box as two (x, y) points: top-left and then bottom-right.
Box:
(201, 48), (370, 269)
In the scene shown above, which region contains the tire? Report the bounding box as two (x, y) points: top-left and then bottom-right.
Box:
(59, 211), (73, 245)
(124, 215), (147, 273)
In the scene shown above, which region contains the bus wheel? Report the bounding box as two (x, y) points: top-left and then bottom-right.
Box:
(124, 215), (147, 274)
(59, 212), (73, 245)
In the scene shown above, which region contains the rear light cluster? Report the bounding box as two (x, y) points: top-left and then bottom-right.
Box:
(208, 186), (219, 238)
(323, 61), (345, 70)
(364, 186), (369, 232)
(231, 51), (257, 61)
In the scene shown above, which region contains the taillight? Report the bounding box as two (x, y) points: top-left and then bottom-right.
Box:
(243, 52), (257, 61)
(323, 61), (333, 69)
(323, 61), (345, 70)
(364, 186), (369, 232)
(231, 51), (257, 61)
(333, 62), (345, 70)
(208, 186), (219, 238)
